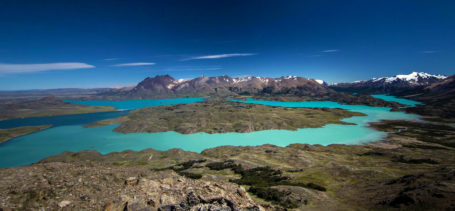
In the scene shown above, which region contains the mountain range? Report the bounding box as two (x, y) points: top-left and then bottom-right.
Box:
(1, 72), (453, 116)
(330, 72), (447, 96)
(100, 75), (330, 99)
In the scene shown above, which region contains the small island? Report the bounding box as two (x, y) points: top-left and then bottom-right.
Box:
(86, 100), (366, 134)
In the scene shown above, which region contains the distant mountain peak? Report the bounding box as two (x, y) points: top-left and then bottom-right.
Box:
(314, 79), (325, 85)
(330, 72), (447, 95)
(371, 72), (447, 84)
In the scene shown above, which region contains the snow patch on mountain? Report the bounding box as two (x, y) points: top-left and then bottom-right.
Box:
(176, 79), (190, 83)
(283, 75), (298, 80)
(315, 79), (324, 85)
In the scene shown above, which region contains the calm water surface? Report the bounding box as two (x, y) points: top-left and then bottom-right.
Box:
(0, 95), (420, 168)
(371, 94), (422, 107)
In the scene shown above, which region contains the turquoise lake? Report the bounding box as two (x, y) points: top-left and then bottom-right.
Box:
(0, 95), (421, 168)
(371, 94), (423, 107)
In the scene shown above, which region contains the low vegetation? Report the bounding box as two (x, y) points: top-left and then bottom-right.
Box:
(226, 165), (326, 208)
(370, 120), (455, 148)
(87, 99), (365, 134)
(154, 159), (327, 208)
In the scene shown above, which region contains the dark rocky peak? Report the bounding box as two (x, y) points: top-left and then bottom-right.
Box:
(136, 75), (176, 90)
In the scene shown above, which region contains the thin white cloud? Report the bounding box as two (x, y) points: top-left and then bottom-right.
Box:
(166, 66), (223, 71)
(104, 58), (120, 61)
(183, 53), (256, 61)
(421, 50), (437, 54)
(321, 49), (339, 53)
(113, 62), (156, 67)
(0, 62), (95, 75)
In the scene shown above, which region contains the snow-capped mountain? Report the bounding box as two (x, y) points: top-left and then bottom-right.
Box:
(314, 79), (327, 85)
(123, 74), (330, 98)
(370, 72), (446, 85)
(330, 72), (447, 95)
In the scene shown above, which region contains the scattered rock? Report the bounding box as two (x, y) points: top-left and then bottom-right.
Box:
(58, 200), (71, 208)
(125, 177), (139, 185)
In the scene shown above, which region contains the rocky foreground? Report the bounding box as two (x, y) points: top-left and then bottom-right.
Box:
(1, 119), (454, 210)
(0, 162), (260, 210)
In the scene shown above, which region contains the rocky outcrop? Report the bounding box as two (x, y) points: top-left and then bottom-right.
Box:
(0, 162), (261, 210)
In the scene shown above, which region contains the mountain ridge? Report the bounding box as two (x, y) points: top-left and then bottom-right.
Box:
(330, 72), (447, 96)
(109, 74), (330, 99)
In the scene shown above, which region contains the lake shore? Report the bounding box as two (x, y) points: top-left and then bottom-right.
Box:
(0, 125), (52, 144)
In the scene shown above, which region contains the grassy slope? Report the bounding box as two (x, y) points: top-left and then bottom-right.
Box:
(0, 125), (52, 143)
(86, 100), (365, 134)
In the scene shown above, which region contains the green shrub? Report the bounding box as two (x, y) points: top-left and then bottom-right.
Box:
(248, 187), (299, 208)
(206, 161), (327, 208)
(206, 160), (239, 170)
(177, 171), (202, 179)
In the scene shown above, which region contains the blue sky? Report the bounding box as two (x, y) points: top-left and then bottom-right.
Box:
(0, 0), (454, 90)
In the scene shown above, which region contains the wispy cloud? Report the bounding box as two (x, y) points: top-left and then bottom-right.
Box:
(321, 49), (339, 53)
(183, 53), (256, 61)
(420, 50), (437, 54)
(0, 62), (95, 75)
(113, 62), (156, 67)
(104, 58), (120, 61)
(164, 66), (222, 72)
